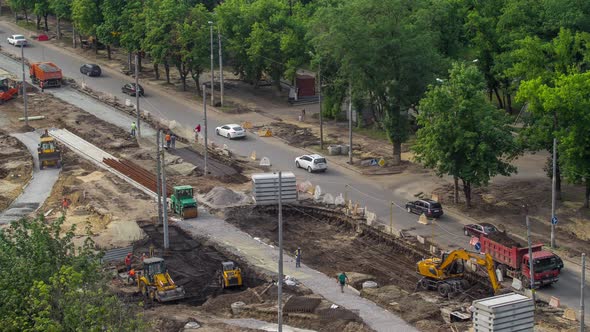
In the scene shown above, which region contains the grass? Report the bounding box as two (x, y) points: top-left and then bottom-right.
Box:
(353, 127), (389, 141)
(16, 20), (37, 31)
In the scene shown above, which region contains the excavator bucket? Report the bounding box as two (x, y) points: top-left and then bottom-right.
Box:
(182, 207), (198, 219)
(156, 285), (186, 302)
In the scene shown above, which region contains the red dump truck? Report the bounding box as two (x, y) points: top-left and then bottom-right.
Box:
(29, 62), (62, 88)
(479, 233), (563, 288)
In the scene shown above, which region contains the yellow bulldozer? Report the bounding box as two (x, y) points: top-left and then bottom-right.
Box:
(416, 249), (500, 297)
(38, 132), (61, 169)
(219, 261), (243, 289)
(137, 257), (185, 302)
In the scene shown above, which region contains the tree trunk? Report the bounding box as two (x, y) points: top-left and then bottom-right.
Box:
(453, 176), (459, 204)
(392, 141), (402, 166)
(585, 180), (589, 208)
(36, 15), (41, 30)
(154, 63), (160, 80)
(461, 179), (472, 208)
(164, 63), (170, 84)
(556, 155), (562, 200)
(56, 17), (61, 39)
(24, 9), (28, 21)
(43, 14), (48, 31)
(94, 37), (98, 55)
(127, 53), (132, 72)
(14, 11), (18, 23)
(506, 92), (512, 114)
(138, 52), (142, 72)
(494, 88), (504, 109)
(106, 45), (112, 60)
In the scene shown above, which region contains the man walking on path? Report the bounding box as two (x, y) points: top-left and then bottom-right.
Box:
(170, 133), (176, 149)
(40, 81), (44, 92)
(295, 247), (302, 268)
(194, 124), (201, 142)
(337, 272), (349, 293)
(130, 122), (137, 137)
(165, 132), (171, 149)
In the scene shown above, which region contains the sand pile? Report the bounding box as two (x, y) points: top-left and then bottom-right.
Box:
(202, 187), (250, 207)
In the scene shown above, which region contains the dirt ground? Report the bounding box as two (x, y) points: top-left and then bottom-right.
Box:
(0, 130), (32, 211)
(433, 179), (590, 259)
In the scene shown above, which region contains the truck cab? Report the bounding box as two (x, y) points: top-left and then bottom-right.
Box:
(521, 251), (563, 288)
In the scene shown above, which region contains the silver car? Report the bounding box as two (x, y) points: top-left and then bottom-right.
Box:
(7, 34), (27, 47)
(215, 124), (246, 139)
(295, 154), (328, 173)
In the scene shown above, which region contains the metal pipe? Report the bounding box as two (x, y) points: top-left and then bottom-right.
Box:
(318, 59), (323, 150)
(526, 214), (535, 298)
(209, 22), (214, 106)
(202, 84), (208, 176)
(135, 54), (141, 138)
(551, 138), (557, 248)
(21, 46), (28, 127)
(161, 133), (169, 249)
(581, 253), (586, 332)
(278, 171), (283, 332)
(348, 83), (352, 164)
(218, 26), (224, 107)
(156, 130), (162, 225)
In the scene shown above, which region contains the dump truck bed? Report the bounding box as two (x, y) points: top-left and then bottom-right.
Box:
(479, 234), (543, 270)
(30, 62), (63, 81)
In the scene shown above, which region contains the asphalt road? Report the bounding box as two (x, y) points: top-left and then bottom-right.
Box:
(0, 21), (587, 323)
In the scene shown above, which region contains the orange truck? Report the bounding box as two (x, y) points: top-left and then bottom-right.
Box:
(29, 62), (62, 88)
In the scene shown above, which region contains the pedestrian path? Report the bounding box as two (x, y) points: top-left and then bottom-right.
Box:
(0, 131), (60, 224)
(222, 318), (316, 332)
(177, 211), (417, 332)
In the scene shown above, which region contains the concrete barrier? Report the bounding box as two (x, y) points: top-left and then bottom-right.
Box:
(259, 157), (271, 167)
(366, 211), (377, 225)
(334, 193), (345, 206)
(322, 193), (334, 205)
(416, 235), (425, 244)
(313, 185), (322, 201)
(418, 213), (430, 225)
(298, 180), (312, 193)
(250, 151), (257, 160)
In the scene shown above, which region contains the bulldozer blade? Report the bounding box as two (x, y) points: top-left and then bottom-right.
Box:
(183, 207), (198, 219)
(156, 286), (186, 302)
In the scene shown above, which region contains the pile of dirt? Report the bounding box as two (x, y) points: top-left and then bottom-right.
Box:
(202, 186), (250, 207)
(262, 122), (318, 147)
(487, 231), (523, 248)
(0, 132), (33, 211)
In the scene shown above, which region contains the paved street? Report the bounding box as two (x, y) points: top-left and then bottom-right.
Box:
(0, 21), (588, 323)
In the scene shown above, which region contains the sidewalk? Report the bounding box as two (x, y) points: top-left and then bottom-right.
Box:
(177, 211), (417, 332)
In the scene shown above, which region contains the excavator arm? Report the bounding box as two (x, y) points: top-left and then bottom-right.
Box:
(436, 250), (500, 293)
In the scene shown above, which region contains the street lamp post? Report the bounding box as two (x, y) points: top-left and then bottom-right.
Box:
(20, 46), (28, 127)
(202, 84), (209, 175)
(218, 26), (224, 107)
(308, 51), (324, 150)
(208, 21), (214, 107)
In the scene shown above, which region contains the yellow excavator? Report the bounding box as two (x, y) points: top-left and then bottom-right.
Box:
(137, 257), (185, 302)
(416, 249), (500, 297)
(219, 261), (243, 289)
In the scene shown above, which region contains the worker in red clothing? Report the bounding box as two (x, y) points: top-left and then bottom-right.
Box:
(165, 132), (171, 149)
(128, 268), (136, 284)
(40, 81), (44, 92)
(194, 124), (201, 142)
(62, 197), (70, 211)
(125, 252), (133, 272)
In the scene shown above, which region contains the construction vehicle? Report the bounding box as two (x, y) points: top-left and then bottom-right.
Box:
(29, 62), (63, 88)
(0, 70), (19, 104)
(416, 249), (500, 297)
(219, 261), (243, 289)
(478, 233), (563, 288)
(137, 257), (185, 302)
(38, 134), (61, 169)
(170, 185), (198, 218)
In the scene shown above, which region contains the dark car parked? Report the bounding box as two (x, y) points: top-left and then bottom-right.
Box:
(463, 223), (498, 237)
(80, 64), (102, 77)
(405, 199), (443, 218)
(122, 83), (144, 96)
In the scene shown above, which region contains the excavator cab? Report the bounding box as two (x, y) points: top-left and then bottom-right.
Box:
(137, 257), (185, 302)
(37, 135), (61, 169)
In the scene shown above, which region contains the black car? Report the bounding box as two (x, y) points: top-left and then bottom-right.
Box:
(405, 199), (443, 218)
(80, 64), (102, 77)
(122, 83), (144, 96)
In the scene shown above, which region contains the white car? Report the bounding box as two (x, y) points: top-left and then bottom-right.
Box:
(215, 124), (246, 139)
(7, 34), (27, 47)
(295, 154), (328, 173)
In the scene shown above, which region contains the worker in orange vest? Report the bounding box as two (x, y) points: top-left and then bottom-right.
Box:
(62, 197), (70, 211)
(128, 268), (136, 284)
(165, 132), (171, 149)
(40, 81), (44, 92)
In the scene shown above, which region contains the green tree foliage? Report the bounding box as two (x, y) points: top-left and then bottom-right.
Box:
(0, 216), (147, 331)
(177, 4), (211, 93)
(311, 0), (442, 164)
(413, 63), (517, 207)
(33, 0), (50, 31)
(97, 0), (126, 60)
(8, 0), (35, 21)
(49, 0), (71, 39)
(71, 0), (102, 53)
(518, 72), (590, 207)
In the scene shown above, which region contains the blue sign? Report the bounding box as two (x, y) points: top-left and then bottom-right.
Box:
(551, 216), (558, 225)
(369, 159), (378, 166)
(474, 242), (481, 251)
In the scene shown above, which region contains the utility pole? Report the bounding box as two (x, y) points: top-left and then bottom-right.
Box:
(218, 26), (224, 107)
(526, 211), (535, 301)
(277, 171), (283, 332)
(318, 59), (323, 150)
(581, 253), (586, 332)
(161, 131), (169, 249)
(20, 46), (28, 127)
(208, 21), (215, 107)
(551, 138), (557, 248)
(202, 84), (209, 175)
(348, 83), (353, 164)
(156, 130), (163, 225)
(72, 26), (76, 48)
(135, 54), (141, 138)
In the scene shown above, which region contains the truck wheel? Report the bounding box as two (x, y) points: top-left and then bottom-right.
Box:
(417, 279), (429, 291)
(438, 283), (451, 297)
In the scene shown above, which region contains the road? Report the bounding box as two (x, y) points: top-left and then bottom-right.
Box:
(0, 21), (587, 323)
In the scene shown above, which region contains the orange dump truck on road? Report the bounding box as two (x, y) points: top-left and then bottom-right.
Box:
(29, 62), (62, 88)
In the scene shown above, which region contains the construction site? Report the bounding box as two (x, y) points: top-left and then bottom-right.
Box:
(0, 60), (584, 331)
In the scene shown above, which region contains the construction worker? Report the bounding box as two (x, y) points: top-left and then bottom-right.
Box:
(61, 197), (70, 211)
(295, 247), (302, 268)
(170, 133), (176, 149)
(140, 252), (147, 262)
(165, 132), (171, 149)
(194, 124), (201, 142)
(130, 122), (137, 137)
(337, 272), (349, 293)
(125, 252), (133, 272)
(41, 129), (50, 138)
(40, 81), (44, 92)
(128, 268), (136, 284)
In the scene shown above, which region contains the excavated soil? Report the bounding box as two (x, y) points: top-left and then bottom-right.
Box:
(0, 131), (32, 211)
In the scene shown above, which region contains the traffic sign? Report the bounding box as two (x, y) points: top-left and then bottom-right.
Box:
(474, 242), (481, 251)
(551, 216), (558, 225)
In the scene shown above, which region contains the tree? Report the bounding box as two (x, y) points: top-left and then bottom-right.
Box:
(0, 216), (147, 330)
(119, 0), (145, 71)
(97, 0), (125, 60)
(33, 0), (51, 31)
(518, 72), (590, 207)
(311, 0), (442, 164)
(177, 4), (211, 93)
(8, 0), (35, 21)
(413, 63), (517, 207)
(49, 0), (72, 39)
(71, 0), (102, 53)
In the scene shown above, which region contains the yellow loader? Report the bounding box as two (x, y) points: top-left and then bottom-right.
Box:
(137, 257), (185, 302)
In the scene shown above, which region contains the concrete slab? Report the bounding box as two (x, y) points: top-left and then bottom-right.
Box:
(177, 211), (417, 332)
(0, 131), (60, 224)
